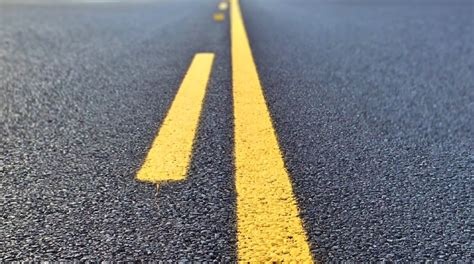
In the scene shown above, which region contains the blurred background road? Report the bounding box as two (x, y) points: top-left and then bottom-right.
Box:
(1, 0), (473, 261)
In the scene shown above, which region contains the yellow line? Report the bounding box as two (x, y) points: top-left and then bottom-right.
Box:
(136, 53), (215, 183)
(230, 0), (313, 262)
(214, 12), (225, 22)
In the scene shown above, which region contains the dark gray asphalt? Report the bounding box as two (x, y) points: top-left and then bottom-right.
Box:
(1, 0), (235, 261)
(1, 0), (473, 262)
(242, 0), (473, 262)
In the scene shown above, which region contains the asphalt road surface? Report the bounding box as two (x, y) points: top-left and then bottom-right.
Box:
(1, 0), (473, 262)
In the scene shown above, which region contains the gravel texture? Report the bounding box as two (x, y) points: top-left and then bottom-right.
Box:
(1, 0), (235, 261)
(1, 0), (473, 261)
(242, 0), (473, 262)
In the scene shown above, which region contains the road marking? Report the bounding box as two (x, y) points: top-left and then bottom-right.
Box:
(230, 0), (313, 262)
(136, 53), (215, 184)
(213, 12), (225, 22)
(218, 1), (229, 11)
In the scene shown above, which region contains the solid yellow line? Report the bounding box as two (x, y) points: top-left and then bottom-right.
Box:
(136, 53), (215, 183)
(230, 0), (313, 262)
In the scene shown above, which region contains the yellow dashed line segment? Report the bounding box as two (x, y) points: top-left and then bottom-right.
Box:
(214, 12), (225, 22)
(136, 53), (215, 184)
(230, 0), (314, 262)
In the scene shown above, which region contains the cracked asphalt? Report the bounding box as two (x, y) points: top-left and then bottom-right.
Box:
(1, 0), (473, 261)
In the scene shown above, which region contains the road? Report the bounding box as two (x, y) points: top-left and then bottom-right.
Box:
(1, 0), (472, 261)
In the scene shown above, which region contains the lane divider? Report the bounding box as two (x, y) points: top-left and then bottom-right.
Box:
(214, 1), (228, 22)
(136, 0), (312, 260)
(218, 1), (229, 11)
(230, 0), (314, 261)
(213, 12), (225, 22)
(136, 53), (215, 185)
